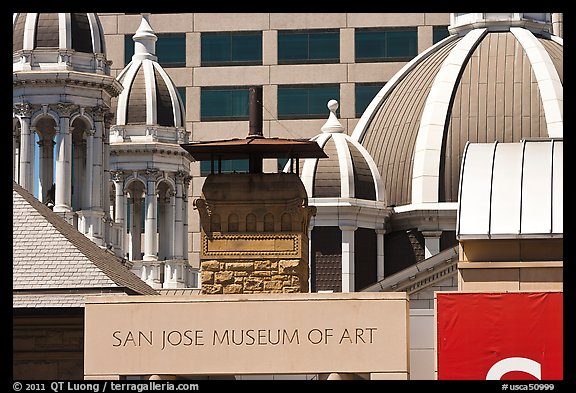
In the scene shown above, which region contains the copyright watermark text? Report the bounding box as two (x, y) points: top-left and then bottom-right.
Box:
(12, 382), (199, 393)
(502, 383), (555, 391)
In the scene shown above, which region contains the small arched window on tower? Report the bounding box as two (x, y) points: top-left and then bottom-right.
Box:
(210, 214), (221, 232)
(71, 118), (89, 211)
(228, 213), (239, 232)
(264, 213), (274, 232)
(246, 213), (257, 232)
(281, 212), (292, 231)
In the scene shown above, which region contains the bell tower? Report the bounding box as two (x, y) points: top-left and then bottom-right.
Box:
(12, 13), (123, 251)
(182, 86), (326, 294)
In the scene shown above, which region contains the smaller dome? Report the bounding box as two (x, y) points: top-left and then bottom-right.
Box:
(292, 100), (385, 203)
(13, 13), (106, 54)
(114, 14), (186, 131)
(12, 13), (110, 74)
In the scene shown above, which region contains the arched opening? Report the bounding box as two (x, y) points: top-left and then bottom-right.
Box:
(157, 181), (174, 260)
(109, 181), (117, 221)
(126, 180), (146, 261)
(264, 213), (274, 232)
(228, 213), (239, 232)
(34, 116), (57, 204)
(210, 214), (221, 232)
(71, 118), (89, 211)
(281, 212), (292, 231)
(13, 118), (21, 183)
(246, 213), (257, 232)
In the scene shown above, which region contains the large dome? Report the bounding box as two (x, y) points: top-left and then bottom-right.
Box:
(113, 14), (186, 134)
(352, 13), (563, 207)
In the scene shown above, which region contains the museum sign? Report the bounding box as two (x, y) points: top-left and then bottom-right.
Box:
(84, 292), (409, 378)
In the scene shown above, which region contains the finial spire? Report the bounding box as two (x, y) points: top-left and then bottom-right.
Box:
(132, 13), (158, 61)
(321, 99), (344, 133)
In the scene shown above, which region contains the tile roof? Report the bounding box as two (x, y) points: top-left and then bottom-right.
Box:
(13, 293), (127, 308)
(13, 181), (157, 308)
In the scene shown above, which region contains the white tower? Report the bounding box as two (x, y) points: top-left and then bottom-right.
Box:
(12, 13), (123, 251)
(109, 14), (195, 288)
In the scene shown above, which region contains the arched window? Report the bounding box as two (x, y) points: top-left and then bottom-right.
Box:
(281, 212), (292, 231)
(157, 181), (174, 260)
(246, 213), (257, 232)
(228, 213), (239, 232)
(71, 118), (89, 211)
(210, 214), (221, 232)
(264, 213), (274, 232)
(34, 116), (57, 203)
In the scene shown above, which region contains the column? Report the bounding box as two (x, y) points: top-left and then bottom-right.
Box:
(143, 170), (158, 261)
(340, 225), (357, 292)
(71, 132), (83, 210)
(91, 108), (106, 210)
(173, 173), (185, 259)
(376, 228), (385, 281)
(54, 104), (74, 213)
(13, 123), (20, 182)
(84, 129), (95, 209)
(112, 171), (126, 253)
(183, 175), (192, 261)
(422, 230), (442, 259)
(131, 197), (143, 260)
(160, 191), (174, 260)
(15, 104), (34, 192)
(101, 112), (113, 215)
(37, 138), (54, 204)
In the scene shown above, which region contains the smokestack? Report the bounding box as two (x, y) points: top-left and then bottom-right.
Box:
(248, 86), (263, 138)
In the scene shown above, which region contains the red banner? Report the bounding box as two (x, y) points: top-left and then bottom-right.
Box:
(437, 292), (563, 380)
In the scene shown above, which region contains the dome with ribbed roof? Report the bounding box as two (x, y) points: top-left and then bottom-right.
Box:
(13, 13), (110, 74)
(113, 14), (186, 139)
(298, 100), (385, 204)
(352, 13), (563, 208)
(13, 13), (106, 54)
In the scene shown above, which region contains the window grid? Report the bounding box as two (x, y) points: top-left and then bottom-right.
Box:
(355, 28), (418, 62)
(200, 87), (250, 121)
(278, 84), (340, 120)
(201, 31), (262, 66)
(278, 29), (340, 64)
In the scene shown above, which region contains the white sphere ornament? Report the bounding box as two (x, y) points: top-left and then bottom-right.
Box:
(321, 99), (344, 133)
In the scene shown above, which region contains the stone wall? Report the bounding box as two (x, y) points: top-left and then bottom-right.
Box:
(13, 315), (84, 380)
(201, 259), (308, 294)
(195, 173), (315, 295)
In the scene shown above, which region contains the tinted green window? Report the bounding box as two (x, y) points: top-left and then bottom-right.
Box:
(200, 87), (250, 121)
(278, 85), (339, 119)
(355, 83), (384, 116)
(200, 159), (249, 176)
(355, 28), (417, 62)
(278, 30), (339, 64)
(201, 32), (262, 66)
(433, 26), (450, 43)
(125, 33), (186, 67)
(177, 87), (186, 107)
